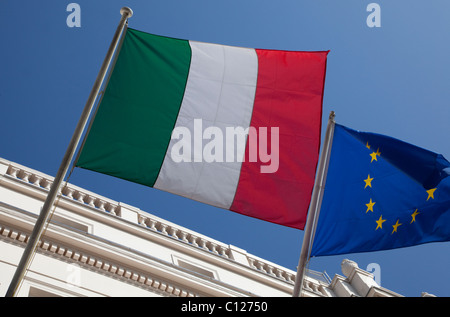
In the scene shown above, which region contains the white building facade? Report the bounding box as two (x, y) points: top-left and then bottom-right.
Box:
(0, 157), (409, 298)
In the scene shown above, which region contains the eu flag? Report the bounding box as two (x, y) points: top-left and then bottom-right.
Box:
(310, 124), (450, 257)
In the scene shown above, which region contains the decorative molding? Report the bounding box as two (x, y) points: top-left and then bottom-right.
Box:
(2, 161), (299, 286)
(0, 223), (198, 297)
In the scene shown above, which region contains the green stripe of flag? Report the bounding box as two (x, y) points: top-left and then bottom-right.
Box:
(77, 28), (192, 186)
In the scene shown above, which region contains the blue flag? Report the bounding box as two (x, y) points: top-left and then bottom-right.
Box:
(310, 124), (450, 257)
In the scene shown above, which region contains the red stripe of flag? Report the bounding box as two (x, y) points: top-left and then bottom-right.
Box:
(230, 49), (328, 229)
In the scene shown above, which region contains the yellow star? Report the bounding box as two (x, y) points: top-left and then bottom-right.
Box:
(375, 215), (386, 230)
(375, 148), (381, 157)
(391, 219), (402, 234)
(370, 152), (378, 162)
(366, 198), (375, 213)
(410, 209), (420, 224)
(366, 141), (371, 150)
(364, 174), (374, 188)
(426, 188), (437, 201)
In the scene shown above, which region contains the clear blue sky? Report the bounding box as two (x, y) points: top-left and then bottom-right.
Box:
(1, 1), (449, 297)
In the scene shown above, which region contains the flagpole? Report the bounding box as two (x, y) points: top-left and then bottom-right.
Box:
(5, 7), (133, 297)
(292, 111), (335, 297)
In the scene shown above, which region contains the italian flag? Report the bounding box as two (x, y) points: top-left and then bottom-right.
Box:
(76, 28), (328, 230)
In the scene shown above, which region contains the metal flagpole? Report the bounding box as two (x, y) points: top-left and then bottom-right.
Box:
(5, 7), (133, 297)
(292, 111), (335, 297)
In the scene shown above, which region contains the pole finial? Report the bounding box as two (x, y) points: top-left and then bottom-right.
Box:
(120, 7), (133, 18)
(329, 111), (335, 121)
